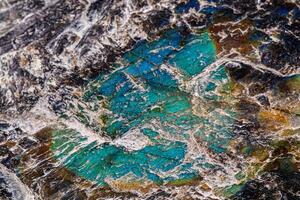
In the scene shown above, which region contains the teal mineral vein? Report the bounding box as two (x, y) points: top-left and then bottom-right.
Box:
(51, 29), (236, 186)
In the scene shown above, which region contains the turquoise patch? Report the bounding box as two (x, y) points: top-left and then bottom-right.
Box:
(51, 29), (237, 186)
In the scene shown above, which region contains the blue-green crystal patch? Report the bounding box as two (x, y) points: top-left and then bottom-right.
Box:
(51, 29), (237, 187)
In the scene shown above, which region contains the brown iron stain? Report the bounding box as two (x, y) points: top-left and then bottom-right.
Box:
(166, 176), (203, 187)
(251, 148), (270, 162)
(209, 19), (259, 60)
(257, 109), (290, 132)
(108, 180), (159, 194)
